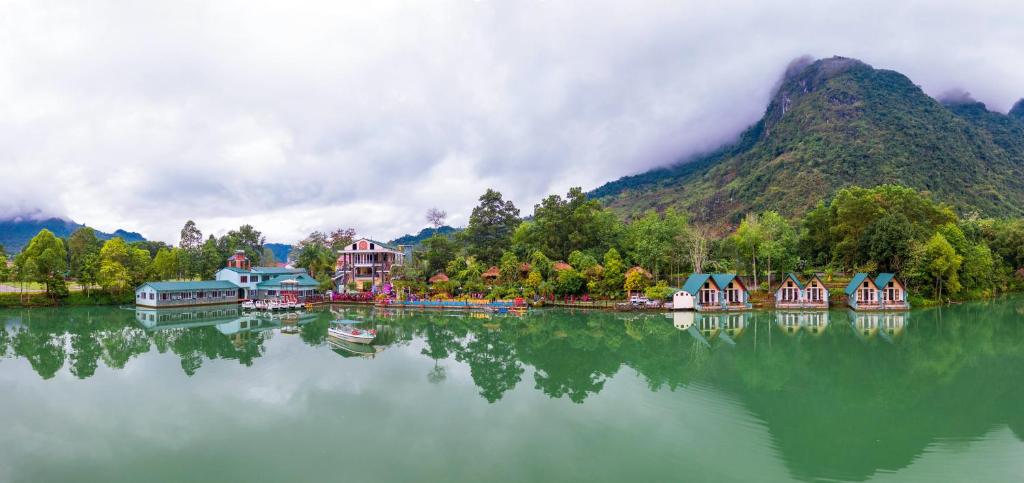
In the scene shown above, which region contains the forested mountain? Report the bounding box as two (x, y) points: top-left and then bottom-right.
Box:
(389, 226), (458, 246)
(0, 217), (144, 253)
(592, 56), (1024, 227)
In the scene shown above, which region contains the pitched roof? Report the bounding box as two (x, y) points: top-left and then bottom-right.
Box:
(256, 273), (319, 288)
(482, 266), (500, 279)
(429, 272), (449, 283)
(845, 273), (872, 295)
(138, 280), (240, 292)
(874, 273), (897, 288)
(711, 274), (738, 290)
(777, 273), (804, 291)
(682, 273), (714, 295)
(552, 261), (572, 271)
(251, 266), (306, 275)
(218, 267), (248, 274)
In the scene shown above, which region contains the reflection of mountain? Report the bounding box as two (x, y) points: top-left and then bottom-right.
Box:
(3, 299), (1024, 481)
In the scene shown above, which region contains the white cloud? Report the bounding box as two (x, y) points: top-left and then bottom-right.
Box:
(1, 0), (1022, 243)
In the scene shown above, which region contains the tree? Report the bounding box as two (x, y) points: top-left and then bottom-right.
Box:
(515, 187), (622, 261)
(14, 229), (68, 296)
(624, 268), (651, 295)
(152, 248), (177, 280)
(420, 233), (458, 278)
(200, 236), (224, 279)
(598, 248), (625, 299)
(426, 208), (448, 229)
(914, 232), (963, 300)
(733, 213), (764, 289)
(683, 224), (711, 274)
(98, 237), (134, 294)
(261, 247), (278, 266)
(328, 228), (357, 253)
(67, 227), (101, 281)
(179, 220), (203, 278)
(295, 242), (335, 279)
(860, 213), (915, 272)
(461, 189), (521, 264)
(498, 251), (521, 285)
(758, 211), (796, 287)
(554, 268), (586, 296)
(220, 225), (265, 265)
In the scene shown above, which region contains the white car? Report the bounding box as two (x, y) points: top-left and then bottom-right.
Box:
(630, 295), (649, 305)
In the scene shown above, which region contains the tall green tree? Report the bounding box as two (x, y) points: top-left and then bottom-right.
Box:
(67, 227), (101, 280)
(14, 229), (68, 296)
(461, 189), (521, 264)
(913, 232), (963, 299)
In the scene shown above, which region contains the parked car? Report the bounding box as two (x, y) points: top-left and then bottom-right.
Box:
(630, 295), (649, 305)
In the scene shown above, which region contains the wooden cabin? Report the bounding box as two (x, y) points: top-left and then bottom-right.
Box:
(844, 272), (909, 311)
(774, 273), (829, 309)
(874, 273), (910, 310)
(677, 273), (751, 312)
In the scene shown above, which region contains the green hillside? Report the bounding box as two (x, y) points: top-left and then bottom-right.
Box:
(592, 57), (1024, 226)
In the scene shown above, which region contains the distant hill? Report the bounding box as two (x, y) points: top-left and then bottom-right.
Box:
(264, 243), (293, 263)
(389, 226), (458, 246)
(0, 217), (145, 253)
(591, 56), (1024, 226)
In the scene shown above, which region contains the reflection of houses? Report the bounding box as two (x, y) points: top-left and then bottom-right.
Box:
(333, 238), (412, 292)
(696, 312), (748, 344)
(848, 311), (908, 340)
(845, 273), (910, 311)
(135, 305), (318, 335)
(775, 311), (831, 335)
(675, 274), (751, 311)
(774, 273), (830, 309)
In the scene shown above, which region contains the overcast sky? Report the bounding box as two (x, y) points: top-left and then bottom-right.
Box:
(2, 0), (1023, 244)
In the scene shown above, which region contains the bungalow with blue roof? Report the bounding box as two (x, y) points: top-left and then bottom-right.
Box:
(774, 273), (829, 309)
(135, 280), (241, 308)
(674, 273), (751, 312)
(845, 273), (909, 311)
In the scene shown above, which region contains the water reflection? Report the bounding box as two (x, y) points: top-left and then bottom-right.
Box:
(1, 299), (1023, 481)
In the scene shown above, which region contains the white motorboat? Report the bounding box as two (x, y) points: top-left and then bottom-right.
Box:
(327, 322), (377, 344)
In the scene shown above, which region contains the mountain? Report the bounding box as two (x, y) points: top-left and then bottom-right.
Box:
(389, 226), (458, 246)
(592, 56), (1024, 226)
(0, 217), (145, 253)
(264, 243), (293, 263)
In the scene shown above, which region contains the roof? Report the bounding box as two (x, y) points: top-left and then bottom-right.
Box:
(251, 266), (306, 275)
(874, 273), (894, 288)
(626, 266), (653, 278)
(711, 274), (738, 290)
(256, 273), (320, 288)
(138, 280), (240, 292)
(429, 272), (449, 283)
(343, 238), (400, 252)
(682, 273), (714, 295)
(552, 261), (572, 271)
(482, 266), (500, 279)
(218, 267), (248, 274)
(845, 273), (871, 295)
(777, 273), (804, 291)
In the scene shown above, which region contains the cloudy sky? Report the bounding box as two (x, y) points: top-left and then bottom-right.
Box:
(2, 0), (1023, 244)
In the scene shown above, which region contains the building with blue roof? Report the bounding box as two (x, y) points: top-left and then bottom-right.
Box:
(845, 273), (909, 311)
(674, 273), (751, 312)
(775, 273), (829, 309)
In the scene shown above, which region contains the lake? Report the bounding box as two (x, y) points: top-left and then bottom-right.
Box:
(1, 298), (1023, 482)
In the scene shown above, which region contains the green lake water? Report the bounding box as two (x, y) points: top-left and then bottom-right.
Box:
(1, 298), (1023, 482)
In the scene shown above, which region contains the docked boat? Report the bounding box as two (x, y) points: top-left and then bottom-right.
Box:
(241, 300), (256, 310)
(327, 321), (377, 344)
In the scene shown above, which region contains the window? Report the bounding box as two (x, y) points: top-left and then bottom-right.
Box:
(370, 243), (375, 249)
(149, 293), (154, 300)
(241, 276), (248, 283)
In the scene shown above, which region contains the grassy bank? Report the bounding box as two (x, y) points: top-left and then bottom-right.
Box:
(0, 292), (134, 308)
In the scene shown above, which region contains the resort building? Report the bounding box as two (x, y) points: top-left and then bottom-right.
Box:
(135, 250), (318, 308)
(215, 251), (308, 300)
(844, 273), (910, 311)
(135, 280), (242, 308)
(674, 273), (751, 312)
(774, 273), (830, 309)
(333, 238), (412, 292)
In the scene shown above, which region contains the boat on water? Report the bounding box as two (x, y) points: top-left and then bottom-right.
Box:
(327, 321), (377, 344)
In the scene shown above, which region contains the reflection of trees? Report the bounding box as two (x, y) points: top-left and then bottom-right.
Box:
(456, 328), (523, 403)
(422, 323), (463, 384)
(12, 325), (66, 380)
